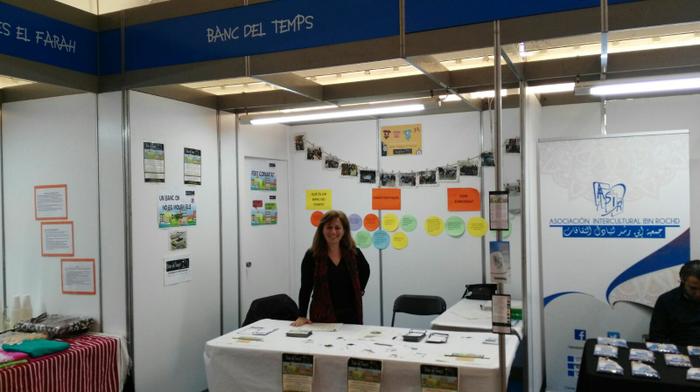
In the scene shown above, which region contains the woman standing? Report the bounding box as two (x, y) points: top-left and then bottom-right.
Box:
(292, 210), (370, 326)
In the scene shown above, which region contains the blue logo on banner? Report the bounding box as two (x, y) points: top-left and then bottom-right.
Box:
(566, 355), (579, 377)
(593, 181), (626, 217)
(574, 329), (586, 341)
(607, 331), (621, 338)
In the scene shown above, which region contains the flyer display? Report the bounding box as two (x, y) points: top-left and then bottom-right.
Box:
(164, 256), (191, 286)
(282, 353), (314, 392)
(158, 190), (197, 228)
(184, 147), (202, 185)
(144, 142), (165, 183)
(380, 124), (422, 156)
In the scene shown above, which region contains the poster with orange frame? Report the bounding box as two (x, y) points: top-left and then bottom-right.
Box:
(34, 184), (68, 220)
(61, 258), (96, 295)
(40, 221), (75, 257)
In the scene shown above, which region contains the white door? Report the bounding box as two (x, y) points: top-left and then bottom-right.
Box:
(239, 157), (292, 320)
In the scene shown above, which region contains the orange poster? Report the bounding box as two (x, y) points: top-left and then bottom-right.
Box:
(447, 188), (480, 211)
(364, 214), (380, 231)
(372, 188), (401, 210)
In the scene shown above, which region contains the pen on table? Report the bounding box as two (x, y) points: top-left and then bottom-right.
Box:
(374, 342), (393, 347)
(233, 336), (263, 342)
(445, 353), (487, 359)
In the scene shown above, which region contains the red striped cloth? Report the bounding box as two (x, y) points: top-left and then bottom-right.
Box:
(0, 334), (119, 392)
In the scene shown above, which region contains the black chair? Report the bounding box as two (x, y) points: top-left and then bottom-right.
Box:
(391, 294), (447, 327)
(461, 283), (497, 300)
(242, 294), (299, 327)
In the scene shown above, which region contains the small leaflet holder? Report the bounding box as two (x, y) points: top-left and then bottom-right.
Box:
(286, 329), (313, 338)
(402, 329), (427, 342)
(426, 332), (449, 344)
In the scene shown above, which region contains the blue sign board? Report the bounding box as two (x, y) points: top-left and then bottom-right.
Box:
(405, 0), (639, 33)
(99, 29), (121, 75)
(121, 0), (398, 72)
(0, 2), (97, 74)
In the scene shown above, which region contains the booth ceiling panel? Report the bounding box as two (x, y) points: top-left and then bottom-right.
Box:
(250, 37), (401, 75)
(218, 90), (312, 111)
(255, 73), (323, 102)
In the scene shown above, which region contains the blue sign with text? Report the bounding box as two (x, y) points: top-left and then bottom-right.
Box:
(121, 0), (398, 72)
(406, 0), (639, 33)
(0, 2), (97, 74)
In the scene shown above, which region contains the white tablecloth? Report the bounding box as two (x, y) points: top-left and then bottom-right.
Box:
(204, 319), (519, 392)
(430, 299), (524, 339)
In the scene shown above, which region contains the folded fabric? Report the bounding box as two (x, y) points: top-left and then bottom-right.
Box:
(14, 313), (95, 338)
(0, 331), (48, 346)
(0, 349), (29, 363)
(2, 339), (70, 358)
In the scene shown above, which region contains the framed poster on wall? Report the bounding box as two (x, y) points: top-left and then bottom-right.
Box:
(41, 221), (74, 257)
(61, 258), (96, 295)
(34, 184), (68, 220)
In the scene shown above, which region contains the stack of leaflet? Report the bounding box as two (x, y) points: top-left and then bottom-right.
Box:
(0, 349), (29, 369)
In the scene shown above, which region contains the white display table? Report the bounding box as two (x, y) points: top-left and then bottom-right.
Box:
(430, 299), (524, 339)
(204, 318), (519, 392)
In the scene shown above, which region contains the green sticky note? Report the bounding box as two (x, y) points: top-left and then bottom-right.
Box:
(446, 216), (466, 237)
(355, 231), (372, 248)
(400, 214), (417, 232)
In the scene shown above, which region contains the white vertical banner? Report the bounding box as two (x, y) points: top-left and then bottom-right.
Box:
(538, 131), (690, 391)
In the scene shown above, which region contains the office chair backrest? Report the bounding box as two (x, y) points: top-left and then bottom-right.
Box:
(242, 293), (298, 327)
(391, 294), (447, 327)
(462, 283), (497, 300)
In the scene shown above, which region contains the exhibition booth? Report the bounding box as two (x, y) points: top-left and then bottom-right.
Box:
(0, 0), (699, 391)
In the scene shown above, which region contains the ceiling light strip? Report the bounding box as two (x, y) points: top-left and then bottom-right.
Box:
(250, 104), (425, 125)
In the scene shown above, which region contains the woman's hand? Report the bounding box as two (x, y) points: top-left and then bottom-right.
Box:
(291, 317), (311, 327)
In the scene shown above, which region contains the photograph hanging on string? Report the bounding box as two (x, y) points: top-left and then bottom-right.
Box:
(324, 155), (340, 169)
(340, 163), (358, 177)
(458, 160), (479, 176)
(399, 172), (417, 187)
(481, 151), (495, 167)
(380, 172), (397, 187)
(418, 170), (437, 186)
(307, 146), (322, 160)
(505, 138), (520, 153)
(294, 134), (305, 151)
(437, 164), (459, 182)
(505, 180), (521, 194)
(359, 170), (377, 184)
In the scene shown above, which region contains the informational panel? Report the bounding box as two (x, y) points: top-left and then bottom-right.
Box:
(240, 157), (290, 318)
(539, 131), (690, 391)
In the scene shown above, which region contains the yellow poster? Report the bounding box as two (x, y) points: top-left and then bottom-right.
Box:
(380, 124), (422, 156)
(382, 213), (399, 232)
(305, 189), (332, 210)
(392, 232), (409, 250)
(467, 216), (488, 237)
(424, 216), (445, 236)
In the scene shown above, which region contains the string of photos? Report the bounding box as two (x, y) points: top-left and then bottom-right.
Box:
(293, 134), (507, 187)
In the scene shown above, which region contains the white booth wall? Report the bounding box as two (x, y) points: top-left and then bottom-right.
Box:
(97, 91), (128, 337)
(283, 110), (526, 329)
(128, 91), (221, 392)
(2, 93), (101, 321)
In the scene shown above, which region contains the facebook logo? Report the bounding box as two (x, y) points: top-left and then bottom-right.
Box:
(607, 331), (620, 338)
(574, 329), (587, 341)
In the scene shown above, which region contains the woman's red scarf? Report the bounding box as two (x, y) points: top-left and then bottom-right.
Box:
(309, 249), (363, 323)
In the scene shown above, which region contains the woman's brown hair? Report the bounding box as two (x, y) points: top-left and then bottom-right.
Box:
(311, 210), (357, 259)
